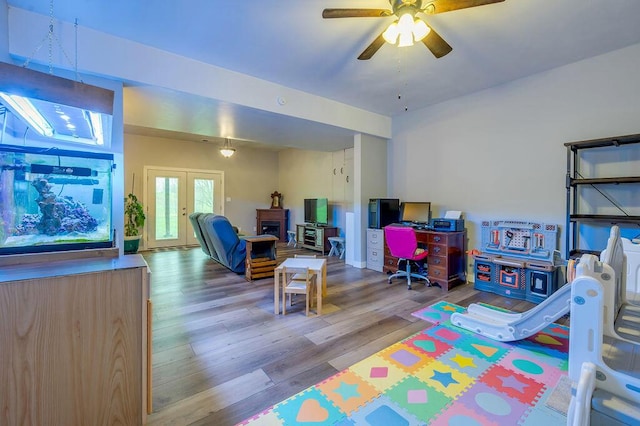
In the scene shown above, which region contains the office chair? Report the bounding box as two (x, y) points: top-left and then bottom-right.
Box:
(384, 225), (430, 290)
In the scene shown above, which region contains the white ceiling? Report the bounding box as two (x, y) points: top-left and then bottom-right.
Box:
(7, 0), (640, 151)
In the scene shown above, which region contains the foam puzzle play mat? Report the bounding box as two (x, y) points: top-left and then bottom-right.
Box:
(239, 301), (570, 425)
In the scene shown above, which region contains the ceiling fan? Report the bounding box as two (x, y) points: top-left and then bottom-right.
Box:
(322, 0), (505, 60)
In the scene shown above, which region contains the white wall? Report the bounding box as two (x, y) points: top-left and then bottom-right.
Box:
(390, 42), (640, 275)
(125, 134), (279, 239)
(0, 0), (8, 61)
(354, 133), (389, 267)
(278, 148), (333, 230)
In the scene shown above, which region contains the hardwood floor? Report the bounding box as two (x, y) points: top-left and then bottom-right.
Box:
(143, 244), (568, 426)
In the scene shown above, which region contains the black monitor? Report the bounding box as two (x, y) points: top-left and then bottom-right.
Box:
(400, 202), (431, 224)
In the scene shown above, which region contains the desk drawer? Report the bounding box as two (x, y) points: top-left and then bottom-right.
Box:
(428, 255), (447, 268)
(384, 255), (398, 270)
(428, 265), (447, 281)
(428, 243), (447, 257)
(427, 233), (450, 245)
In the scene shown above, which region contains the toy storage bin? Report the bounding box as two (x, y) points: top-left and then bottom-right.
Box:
(473, 254), (496, 292)
(493, 257), (527, 299)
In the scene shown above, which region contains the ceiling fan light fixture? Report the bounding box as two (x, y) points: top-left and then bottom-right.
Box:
(382, 21), (400, 44)
(397, 13), (414, 33)
(398, 30), (414, 47)
(412, 18), (430, 42)
(382, 13), (430, 47)
(220, 138), (236, 158)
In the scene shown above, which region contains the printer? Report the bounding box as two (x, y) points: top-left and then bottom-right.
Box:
(430, 218), (465, 232)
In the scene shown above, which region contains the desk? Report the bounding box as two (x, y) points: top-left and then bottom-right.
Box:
(274, 257), (327, 315)
(383, 229), (466, 292)
(244, 235), (279, 281)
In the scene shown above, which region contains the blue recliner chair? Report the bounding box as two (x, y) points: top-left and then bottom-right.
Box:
(190, 213), (247, 273)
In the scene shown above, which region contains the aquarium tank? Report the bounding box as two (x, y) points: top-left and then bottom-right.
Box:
(0, 144), (114, 255)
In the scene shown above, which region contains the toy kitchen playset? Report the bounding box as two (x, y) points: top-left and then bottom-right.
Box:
(473, 220), (565, 303)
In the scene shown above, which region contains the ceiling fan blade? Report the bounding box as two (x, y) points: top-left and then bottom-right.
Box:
(422, 0), (505, 14)
(322, 8), (392, 19)
(422, 28), (453, 58)
(358, 33), (386, 60)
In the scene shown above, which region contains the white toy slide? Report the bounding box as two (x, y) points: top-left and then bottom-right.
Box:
(449, 282), (572, 342)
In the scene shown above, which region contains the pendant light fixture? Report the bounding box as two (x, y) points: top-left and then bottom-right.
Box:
(220, 138), (236, 158)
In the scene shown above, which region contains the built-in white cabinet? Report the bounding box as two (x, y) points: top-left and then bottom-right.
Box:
(366, 228), (384, 272)
(332, 148), (354, 207)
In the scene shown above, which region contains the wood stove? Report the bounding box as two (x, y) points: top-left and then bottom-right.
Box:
(256, 209), (289, 242)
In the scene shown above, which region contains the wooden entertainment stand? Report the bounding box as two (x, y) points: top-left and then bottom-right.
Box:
(296, 224), (338, 255)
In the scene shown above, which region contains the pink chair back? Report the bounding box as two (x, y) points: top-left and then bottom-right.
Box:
(384, 225), (419, 259)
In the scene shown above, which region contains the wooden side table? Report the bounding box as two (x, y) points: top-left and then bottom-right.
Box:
(244, 235), (279, 281)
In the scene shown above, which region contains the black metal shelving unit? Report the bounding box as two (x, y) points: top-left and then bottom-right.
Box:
(565, 133), (640, 258)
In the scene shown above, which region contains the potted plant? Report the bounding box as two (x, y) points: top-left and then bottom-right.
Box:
(124, 193), (146, 254)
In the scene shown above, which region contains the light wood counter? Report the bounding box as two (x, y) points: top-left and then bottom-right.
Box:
(0, 254), (151, 425)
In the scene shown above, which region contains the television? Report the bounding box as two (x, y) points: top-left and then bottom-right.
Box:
(400, 202), (431, 225)
(304, 198), (329, 225)
(368, 198), (400, 229)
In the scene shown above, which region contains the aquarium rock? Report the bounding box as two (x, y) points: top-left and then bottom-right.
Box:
(14, 178), (98, 236)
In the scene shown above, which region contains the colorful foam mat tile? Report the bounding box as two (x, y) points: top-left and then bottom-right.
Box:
(414, 359), (476, 399)
(348, 394), (423, 426)
(437, 346), (496, 378)
(378, 341), (436, 374)
(348, 353), (410, 393)
(272, 387), (345, 424)
(479, 364), (546, 405)
(439, 381), (530, 425)
(411, 300), (466, 324)
(518, 329), (570, 355)
(384, 375), (451, 421)
(236, 409), (283, 426)
(498, 347), (566, 388)
(315, 370), (379, 416)
(403, 331), (453, 359)
(519, 382), (571, 426)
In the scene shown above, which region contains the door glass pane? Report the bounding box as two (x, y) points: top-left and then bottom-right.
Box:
(155, 176), (179, 240)
(194, 178), (215, 213)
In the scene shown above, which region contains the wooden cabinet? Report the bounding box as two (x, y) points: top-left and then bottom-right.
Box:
(0, 255), (151, 424)
(366, 228), (384, 272)
(296, 224), (338, 255)
(256, 208), (289, 242)
(384, 229), (466, 292)
(565, 134), (640, 257)
(244, 235), (278, 281)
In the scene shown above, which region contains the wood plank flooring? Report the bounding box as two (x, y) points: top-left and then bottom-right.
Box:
(143, 244), (569, 426)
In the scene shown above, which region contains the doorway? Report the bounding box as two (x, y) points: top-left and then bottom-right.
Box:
(144, 167), (224, 249)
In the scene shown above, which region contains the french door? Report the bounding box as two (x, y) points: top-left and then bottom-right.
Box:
(145, 167), (224, 248)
